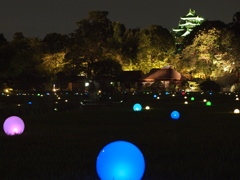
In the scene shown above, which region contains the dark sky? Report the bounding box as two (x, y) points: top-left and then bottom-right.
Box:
(1, 0), (239, 40)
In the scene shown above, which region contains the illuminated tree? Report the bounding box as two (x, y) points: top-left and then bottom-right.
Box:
(181, 21), (238, 79)
(137, 25), (175, 73)
(65, 11), (113, 78)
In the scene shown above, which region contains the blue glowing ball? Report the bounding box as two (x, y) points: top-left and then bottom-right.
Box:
(96, 141), (145, 180)
(133, 103), (142, 111)
(171, 111), (180, 120)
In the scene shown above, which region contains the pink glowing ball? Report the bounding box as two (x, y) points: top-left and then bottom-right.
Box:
(3, 116), (25, 135)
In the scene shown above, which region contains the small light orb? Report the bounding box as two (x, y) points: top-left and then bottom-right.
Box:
(184, 96), (187, 99)
(28, 102), (32, 105)
(190, 97), (195, 101)
(96, 141), (145, 180)
(181, 92), (186, 95)
(171, 111), (180, 120)
(184, 101), (188, 104)
(145, 106), (150, 110)
(234, 109), (240, 114)
(236, 98), (239, 101)
(172, 94), (175, 97)
(157, 96), (160, 99)
(203, 99), (207, 102)
(3, 116), (25, 135)
(153, 94), (157, 98)
(165, 92), (169, 95)
(206, 101), (212, 106)
(133, 103), (142, 111)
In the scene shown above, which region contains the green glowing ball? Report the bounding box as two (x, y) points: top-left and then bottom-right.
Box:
(206, 101), (212, 106)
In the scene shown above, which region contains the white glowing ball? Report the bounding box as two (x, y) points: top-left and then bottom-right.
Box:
(234, 109), (240, 114)
(3, 116), (25, 135)
(236, 98), (239, 101)
(203, 99), (207, 102)
(184, 101), (188, 104)
(96, 141), (145, 180)
(145, 106), (150, 110)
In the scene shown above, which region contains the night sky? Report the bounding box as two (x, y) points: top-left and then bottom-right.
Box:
(1, 0), (239, 40)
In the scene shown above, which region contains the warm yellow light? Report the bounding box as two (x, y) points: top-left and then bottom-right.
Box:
(145, 106), (150, 110)
(184, 101), (188, 104)
(234, 109), (240, 114)
(236, 98), (239, 101)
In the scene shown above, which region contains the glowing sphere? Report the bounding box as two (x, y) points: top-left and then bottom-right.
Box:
(234, 109), (240, 114)
(96, 141), (145, 180)
(3, 116), (25, 135)
(133, 103), (142, 111)
(145, 106), (150, 110)
(206, 101), (212, 106)
(184, 101), (188, 104)
(190, 97), (195, 101)
(203, 99), (207, 102)
(236, 98), (239, 101)
(171, 111), (180, 119)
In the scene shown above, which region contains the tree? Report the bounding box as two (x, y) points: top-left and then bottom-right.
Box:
(65, 11), (113, 78)
(181, 21), (238, 79)
(137, 25), (175, 73)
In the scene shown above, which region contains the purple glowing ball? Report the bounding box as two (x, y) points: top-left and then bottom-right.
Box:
(3, 116), (25, 135)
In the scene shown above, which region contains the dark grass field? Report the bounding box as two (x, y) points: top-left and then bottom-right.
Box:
(0, 92), (240, 180)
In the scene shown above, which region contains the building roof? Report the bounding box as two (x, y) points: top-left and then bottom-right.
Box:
(141, 67), (188, 82)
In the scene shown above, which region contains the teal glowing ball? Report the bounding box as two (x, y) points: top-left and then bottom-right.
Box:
(96, 141), (145, 180)
(171, 111), (180, 120)
(133, 103), (142, 111)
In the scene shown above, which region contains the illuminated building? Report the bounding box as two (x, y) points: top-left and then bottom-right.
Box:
(172, 9), (204, 37)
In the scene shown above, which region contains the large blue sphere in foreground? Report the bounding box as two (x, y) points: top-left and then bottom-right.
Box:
(133, 103), (142, 111)
(171, 111), (180, 120)
(96, 141), (145, 180)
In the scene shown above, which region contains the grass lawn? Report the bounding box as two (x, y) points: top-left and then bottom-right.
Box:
(0, 92), (240, 180)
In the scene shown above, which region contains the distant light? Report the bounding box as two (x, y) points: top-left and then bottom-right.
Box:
(209, 92), (212, 95)
(165, 92), (169, 95)
(153, 94), (157, 98)
(236, 98), (239, 101)
(28, 102), (32, 105)
(171, 111), (180, 120)
(203, 99), (207, 102)
(133, 103), (142, 111)
(157, 97), (160, 99)
(145, 106), (150, 110)
(3, 116), (25, 135)
(184, 96), (187, 99)
(184, 101), (188, 104)
(96, 141), (145, 180)
(181, 92), (186, 95)
(234, 109), (240, 114)
(172, 94), (175, 97)
(206, 101), (212, 106)
(85, 82), (89, 87)
(190, 97), (195, 101)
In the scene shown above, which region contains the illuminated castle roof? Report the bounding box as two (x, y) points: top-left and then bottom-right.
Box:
(172, 9), (204, 37)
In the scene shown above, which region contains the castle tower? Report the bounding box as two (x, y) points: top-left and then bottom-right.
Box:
(172, 9), (204, 37)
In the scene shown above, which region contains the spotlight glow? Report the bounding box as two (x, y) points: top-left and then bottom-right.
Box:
(3, 116), (25, 135)
(171, 111), (180, 119)
(96, 141), (145, 180)
(133, 103), (142, 111)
